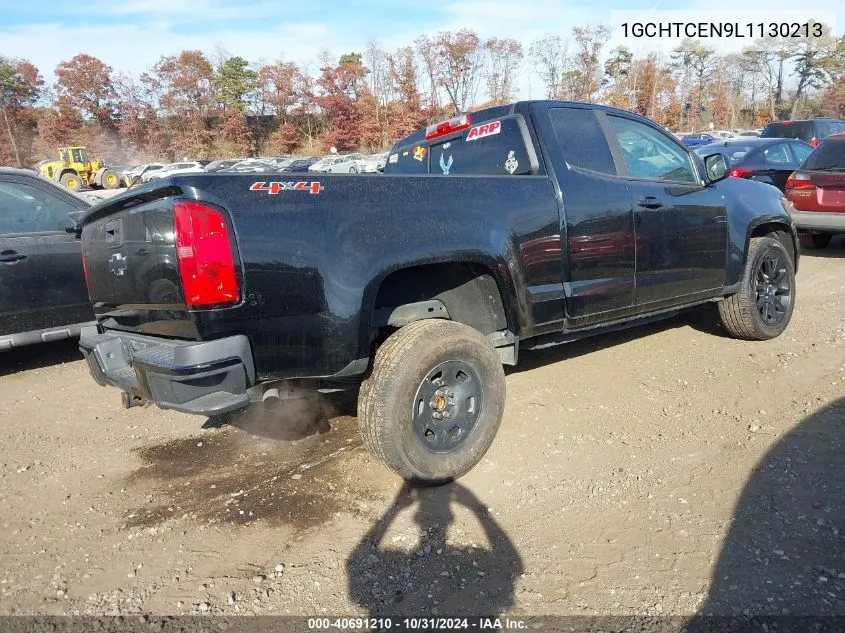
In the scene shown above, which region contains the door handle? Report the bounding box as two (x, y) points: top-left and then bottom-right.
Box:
(637, 196), (664, 209)
(0, 251), (27, 264)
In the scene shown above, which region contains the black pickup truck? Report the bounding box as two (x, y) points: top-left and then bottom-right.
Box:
(77, 100), (799, 484)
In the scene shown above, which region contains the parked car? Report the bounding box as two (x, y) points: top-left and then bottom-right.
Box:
(761, 118), (845, 148)
(693, 138), (814, 192)
(143, 162), (206, 182)
(124, 163), (164, 186)
(738, 130), (761, 137)
(358, 153), (388, 173)
(311, 154), (365, 174)
(712, 130), (739, 139)
(227, 159), (277, 173)
(204, 159), (241, 173)
(76, 101), (799, 485)
(283, 157), (319, 172)
(785, 133), (845, 249)
(0, 167), (94, 350)
(680, 133), (717, 147)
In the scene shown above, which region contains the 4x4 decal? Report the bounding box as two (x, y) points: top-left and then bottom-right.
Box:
(250, 181), (323, 195)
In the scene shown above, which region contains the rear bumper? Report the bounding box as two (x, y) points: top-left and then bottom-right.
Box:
(79, 326), (255, 416)
(791, 210), (845, 232)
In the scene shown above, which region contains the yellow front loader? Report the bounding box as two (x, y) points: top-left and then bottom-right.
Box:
(38, 146), (121, 191)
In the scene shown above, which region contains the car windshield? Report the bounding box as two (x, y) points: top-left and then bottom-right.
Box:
(694, 143), (755, 165)
(802, 138), (845, 171)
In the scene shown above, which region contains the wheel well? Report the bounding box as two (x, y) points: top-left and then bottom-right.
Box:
(750, 222), (798, 272)
(372, 263), (509, 337)
(58, 169), (80, 180)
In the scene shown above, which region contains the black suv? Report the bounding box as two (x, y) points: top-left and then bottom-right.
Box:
(761, 118), (845, 148)
(0, 167), (94, 350)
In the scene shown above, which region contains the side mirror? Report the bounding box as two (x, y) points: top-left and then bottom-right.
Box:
(703, 153), (729, 184)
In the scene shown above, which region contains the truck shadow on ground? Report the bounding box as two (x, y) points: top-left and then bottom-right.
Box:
(347, 482), (523, 621)
(693, 396), (845, 623)
(509, 306), (727, 375)
(0, 338), (83, 378)
(797, 234), (845, 259)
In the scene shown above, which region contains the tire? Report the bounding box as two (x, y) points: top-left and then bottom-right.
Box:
(358, 319), (506, 485)
(100, 169), (120, 189)
(799, 232), (832, 250)
(59, 172), (81, 191)
(718, 235), (796, 340)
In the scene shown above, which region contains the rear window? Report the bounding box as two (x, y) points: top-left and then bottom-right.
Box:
(694, 143), (754, 165)
(802, 138), (845, 171)
(761, 121), (814, 141)
(548, 107), (616, 175)
(386, 117), (533, 176)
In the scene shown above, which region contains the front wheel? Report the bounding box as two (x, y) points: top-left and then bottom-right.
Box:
(358, 319), (506, 485)
(799, 232), (832, 250)
(718, 235), (795, 340)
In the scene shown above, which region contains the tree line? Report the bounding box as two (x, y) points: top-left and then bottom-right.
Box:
(1, 22), (844, 168)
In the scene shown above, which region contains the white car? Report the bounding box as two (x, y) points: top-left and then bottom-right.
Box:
(357, 153), (388, 173)
(124, 163), (164, 185)
(309, 154), (364, 173)
(143, 162), (206, 182)
(713, 130), (739, 139)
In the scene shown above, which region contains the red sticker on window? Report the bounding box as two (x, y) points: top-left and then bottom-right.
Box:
(466, 121), (502, 141)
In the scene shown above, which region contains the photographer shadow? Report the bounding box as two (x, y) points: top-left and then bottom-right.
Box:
(347, 482), (523, 625)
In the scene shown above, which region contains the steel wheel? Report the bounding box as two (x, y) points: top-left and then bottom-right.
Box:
(412, 360), (483, 453)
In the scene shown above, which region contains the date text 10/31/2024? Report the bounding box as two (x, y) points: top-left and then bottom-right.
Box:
(307, 617), (528, 630)
(619, 22), (825, 39)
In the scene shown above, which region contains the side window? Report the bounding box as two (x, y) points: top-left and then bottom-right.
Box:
(789, 142), (813, 164)
(607, 116), (698, 184)
(548, 107), (617, 175)
(71, 149), (84, 163)
(763, 143), (791, 165)
(0, 181), (78, 235)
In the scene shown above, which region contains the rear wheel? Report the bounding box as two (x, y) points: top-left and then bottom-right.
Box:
(718, 236), (795, 340)
(358, 319), (506, 485)
(60, 172), (81, 191)
(799, 232), (832, 250)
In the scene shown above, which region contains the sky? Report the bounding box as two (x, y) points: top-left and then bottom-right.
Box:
(0, 0), (839, 100)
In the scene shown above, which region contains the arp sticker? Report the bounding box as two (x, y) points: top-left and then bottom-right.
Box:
(389, 153), (399, 164)
(466, 121), (502, 141)
(413, 146), (426, 162)
(250, 181), (323, 195)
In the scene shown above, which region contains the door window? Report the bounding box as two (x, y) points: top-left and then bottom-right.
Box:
(0, 181), (78, 235)
(788, 142), (813, 164)
(548, 107), (617, 176)
(607, 116), (699, 184)
(763, 143), (792, 165)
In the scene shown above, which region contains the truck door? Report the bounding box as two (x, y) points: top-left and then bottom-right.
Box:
(602, 114), (728, 305)
(536, 104), (636, 321)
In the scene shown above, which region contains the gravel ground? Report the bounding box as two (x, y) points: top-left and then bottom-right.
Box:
(1, 238), (843, 619)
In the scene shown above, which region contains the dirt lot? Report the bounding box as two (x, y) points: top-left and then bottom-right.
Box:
(1, 239), (844, 619)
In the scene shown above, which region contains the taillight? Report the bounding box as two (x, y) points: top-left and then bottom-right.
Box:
(173, 201), (239, 308)
(729, 167), (755, 178)
(81, 254), (91, 299)
(785, 171), (815, 190)
(809, 137), (820, 148)
(425, 113), (471, 140)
